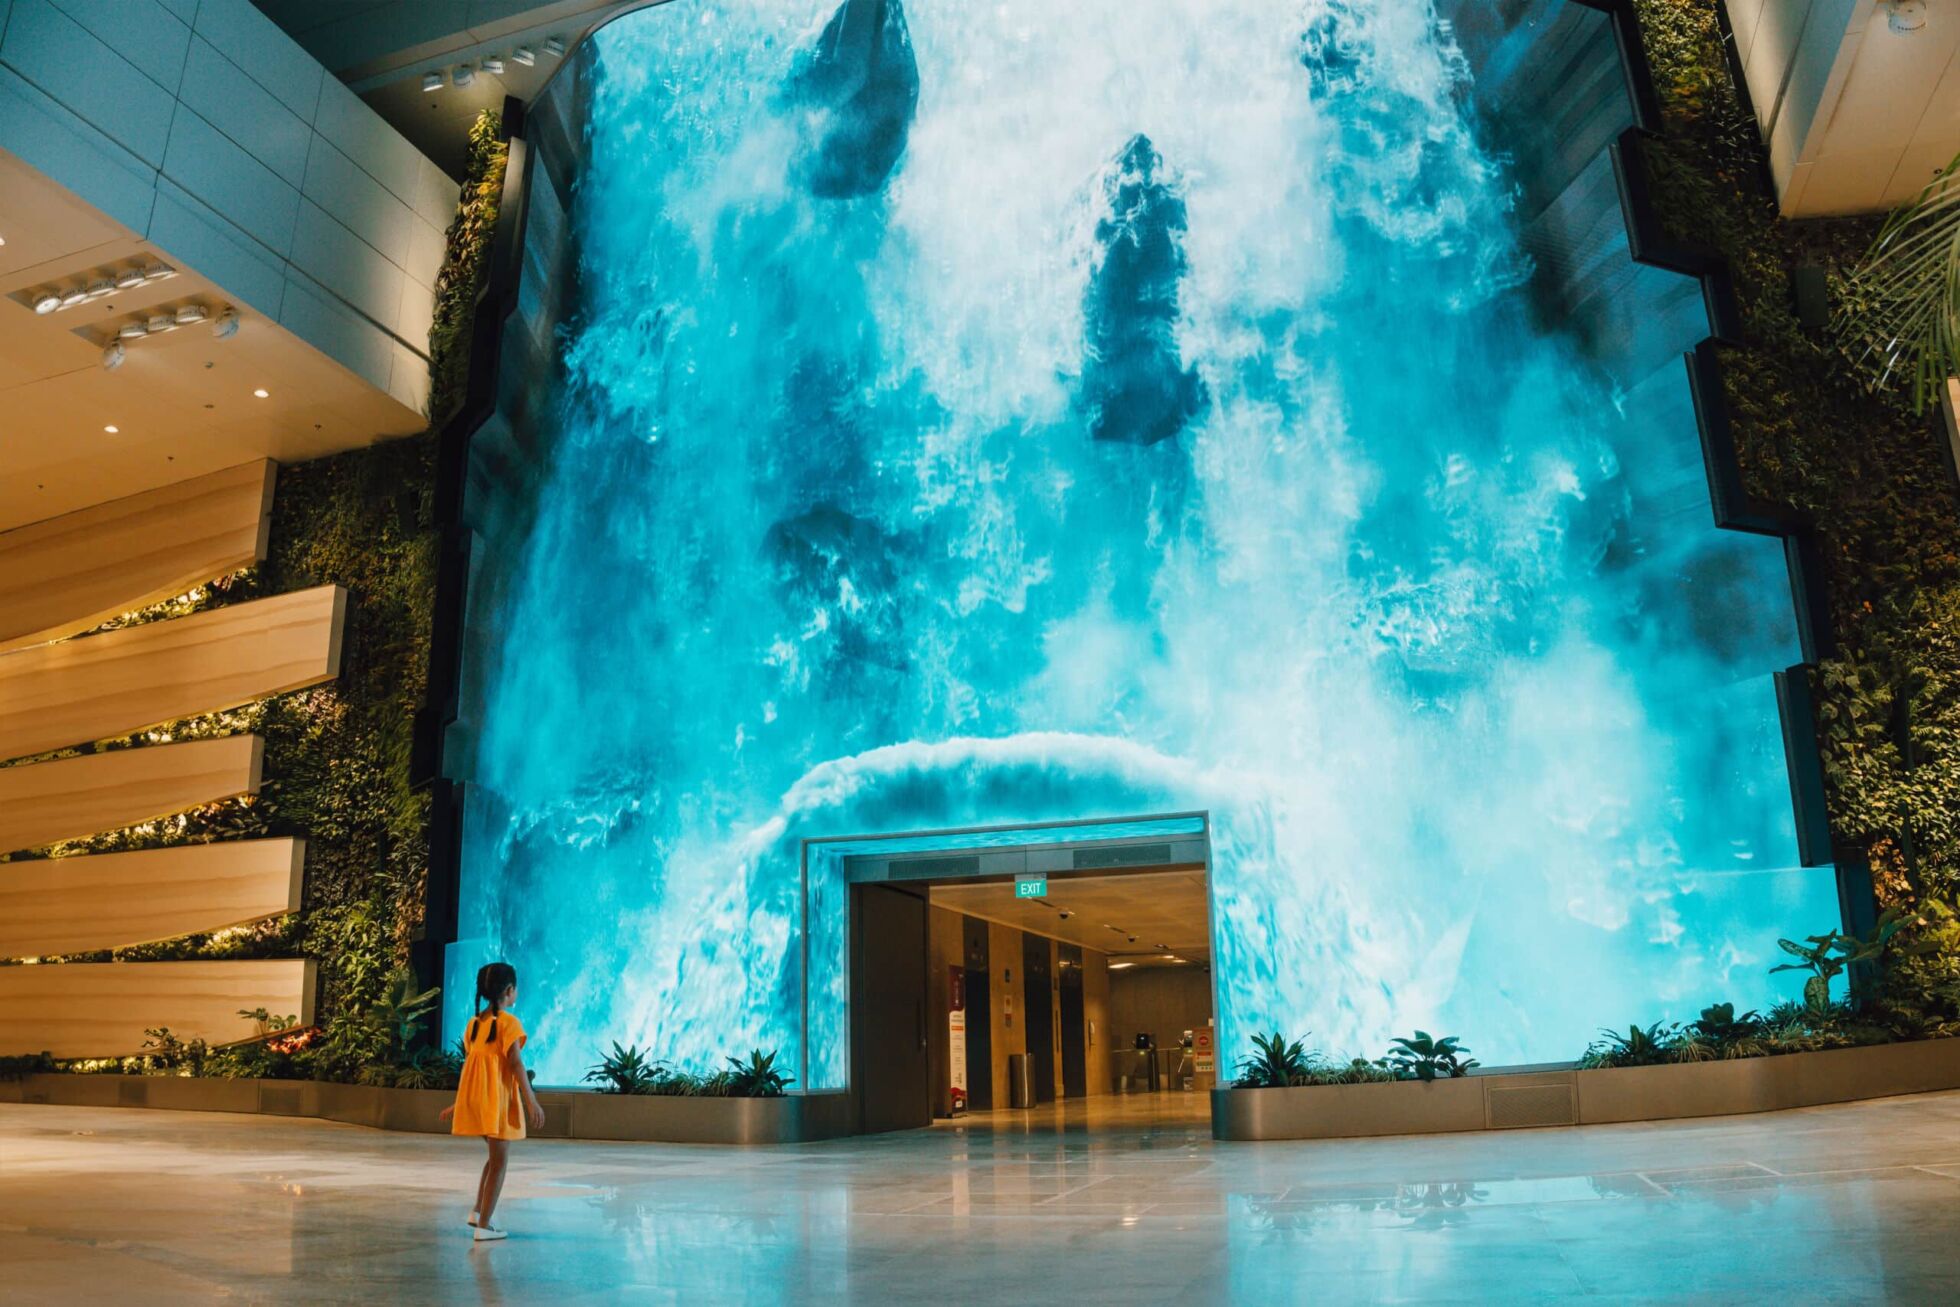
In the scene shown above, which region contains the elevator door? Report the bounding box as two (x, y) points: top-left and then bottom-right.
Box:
(852, 883), (931, 1133)
(962, 916), (992, 1110)
(1058, 942), (1086, 1098)
(1022, 931), (1055, 1104)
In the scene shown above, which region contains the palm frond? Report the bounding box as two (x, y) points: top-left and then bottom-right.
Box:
(1831, 152), (1960, 413)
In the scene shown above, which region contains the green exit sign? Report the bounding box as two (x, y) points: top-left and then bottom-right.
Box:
(1014, 874), (1047, 899)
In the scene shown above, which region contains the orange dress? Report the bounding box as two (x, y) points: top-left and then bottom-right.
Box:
(449, 1010), (528, 1140)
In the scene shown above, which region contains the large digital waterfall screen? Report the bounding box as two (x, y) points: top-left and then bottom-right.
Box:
(452, 0), (1836, 1085)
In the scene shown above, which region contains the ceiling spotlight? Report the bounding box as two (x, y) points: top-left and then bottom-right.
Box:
(60, 288), (88, 309)
(212, 308), (240, 339)
(86, 279), (114, 299)
(146, 313), (176, 334)
(101, 342), (125, 370)
(117, 321), (148, 340)
(1887, 0), (1928, 34)
(543, 35), (565, 57)
(33, 293), (61, 315)
(422, 71), (443, 92)
(115, 267), (146, 290)
(103, 425), (119, 434)
(253, 388), (270, 399)
(143, 263), (176, 281)
(174, 304), (209, 326)
(482, 54), (505, 74)
(512, 46), (535, 66)
(452, 63), (475, 88)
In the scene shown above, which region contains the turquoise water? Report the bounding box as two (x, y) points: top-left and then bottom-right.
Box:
(450, 0), (1837, 1085)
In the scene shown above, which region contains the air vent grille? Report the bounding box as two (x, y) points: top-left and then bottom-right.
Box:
(1073, 843), (1174, 869)
(887, 855), (980, 879)
(1484, 1082), (1576, 1129)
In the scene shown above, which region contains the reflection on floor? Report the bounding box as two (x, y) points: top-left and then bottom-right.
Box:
(940, 1090), (1212, 1135)
(5, 1092), (1960, 1303)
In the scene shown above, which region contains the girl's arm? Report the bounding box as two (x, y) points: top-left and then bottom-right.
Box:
(505, 1038), (546, 1129)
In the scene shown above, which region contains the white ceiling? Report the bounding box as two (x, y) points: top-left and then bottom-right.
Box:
(931, 868), (1211, 965)
(0, 149), (427, 534)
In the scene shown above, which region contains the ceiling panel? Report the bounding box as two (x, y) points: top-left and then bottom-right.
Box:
(930, 868), (1211, 964)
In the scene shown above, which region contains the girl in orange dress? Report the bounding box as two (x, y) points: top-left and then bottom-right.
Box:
(438, 961), (544, 1242)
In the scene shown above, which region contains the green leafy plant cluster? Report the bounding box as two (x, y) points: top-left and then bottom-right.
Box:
(1230, 1031), (1429, 1089)
(585, 1044), (795, 1098)
(1630, 1), (1960, 1027)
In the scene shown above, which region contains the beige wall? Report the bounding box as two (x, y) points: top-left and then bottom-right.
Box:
(925, 905), (964, 1118)
(1082, 948), (1111, 1097)
(1108, 966), (1215, 1089)
(1726, 0), (1960, 216)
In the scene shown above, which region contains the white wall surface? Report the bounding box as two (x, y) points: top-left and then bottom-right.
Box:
(1726, 0), (1960, 217)
(0, 0), (453, 411)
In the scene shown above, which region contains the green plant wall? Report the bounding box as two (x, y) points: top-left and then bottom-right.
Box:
(0, 114), (508, 1058)
(1632, 0), (1960, 1028)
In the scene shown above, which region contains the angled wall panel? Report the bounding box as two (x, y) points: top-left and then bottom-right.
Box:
(0, 585), (347, 762)
(0, 838), (305, 958)
(0, 734), (263, 855)
(0, 461), (276, 654)
(0, 958), (316, 1057)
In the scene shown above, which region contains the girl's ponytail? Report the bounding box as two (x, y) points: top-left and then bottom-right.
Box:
(470, 961), (518, 1046)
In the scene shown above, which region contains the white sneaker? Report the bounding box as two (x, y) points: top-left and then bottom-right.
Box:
(472, 1225), (507, 1243)
(466, 1210), (479, 1228)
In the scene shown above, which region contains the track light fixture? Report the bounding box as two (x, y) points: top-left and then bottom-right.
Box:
(543, 35), (566, 57)
(452, 63), (475, 88)
(483, 54), (505, 74)
(423, 71), (443, 92)
(512, 46), (535, 66)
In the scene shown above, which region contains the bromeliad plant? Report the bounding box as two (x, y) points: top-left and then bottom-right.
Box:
(586, 1042), (667, 1095)
(1381, 1032), (1478, 1082)
(1235, 1031), (1317, 1088)
(585, 1043), (794, 1098)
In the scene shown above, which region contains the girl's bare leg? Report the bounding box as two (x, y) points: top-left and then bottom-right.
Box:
(478, 1138), (511, 1226)
(471, 1140), (496, 1222)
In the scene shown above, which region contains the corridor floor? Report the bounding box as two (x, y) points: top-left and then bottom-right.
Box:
(3, 1090), (1959, 1303)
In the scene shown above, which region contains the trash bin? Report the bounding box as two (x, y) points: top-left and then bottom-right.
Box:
(1008, 1053), (1033, 1108)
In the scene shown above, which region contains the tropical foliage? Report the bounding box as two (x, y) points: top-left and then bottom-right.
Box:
(1380, 1032), (1478, 1082)
(1832, 154), (1960, 413)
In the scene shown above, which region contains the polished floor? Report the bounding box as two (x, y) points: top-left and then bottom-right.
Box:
(4, 1089), (1960, 1303)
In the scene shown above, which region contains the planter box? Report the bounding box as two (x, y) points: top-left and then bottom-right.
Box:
(1213, 1038), (1960, 1141)
(1, 1073), (853, 1145)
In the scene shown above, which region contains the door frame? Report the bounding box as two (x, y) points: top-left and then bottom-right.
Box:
(802, 812), (1214, 1120)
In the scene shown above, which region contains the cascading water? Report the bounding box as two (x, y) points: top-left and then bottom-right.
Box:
(452, 0), (1837, 1085)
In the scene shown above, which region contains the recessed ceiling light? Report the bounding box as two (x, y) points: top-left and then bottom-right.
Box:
(115, 268), (145, 290)
(422, 71), (443, 92)
(142, 263), (176, 281)
(174, 304), (209, 326)
(452, 63), (475, 88)
(543, 35), (565, 57)
(483, 54), (505, 74)
(253, 388), (269, 398)
(103, 425), (119, 434)
(512, 46), (535, 66)
(118, 322), (148, 340)
(101, 342), (125, 371)
(86, 279), (114, 299)
(60, 288), (88, 309)
(33, 294), (60, 315)
(212, 309), (239, 339)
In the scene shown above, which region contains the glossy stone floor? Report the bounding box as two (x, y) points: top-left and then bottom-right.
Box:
(4, 1090), (1960, 1304)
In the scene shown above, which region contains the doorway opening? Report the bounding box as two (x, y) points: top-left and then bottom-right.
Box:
(831, 815), (1217, 1135)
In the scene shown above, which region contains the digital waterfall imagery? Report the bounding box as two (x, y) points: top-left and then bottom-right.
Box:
(454, 0), (1839, 1087)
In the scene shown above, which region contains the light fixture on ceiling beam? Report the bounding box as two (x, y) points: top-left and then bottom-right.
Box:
(452, 63), (475, 88)
(512, 46), (535, 67)
(174, 304), (209, 326)
(1887, 0), (1927, 34)
(212, 308), (240, 339)
(115, 267), (145, 290)
(543, 35), (566, 57)
(422, 71), (443, 92)
(483, 54), (505, 75)
(32, 293), (60, 314)
(101, 342), (125, 370)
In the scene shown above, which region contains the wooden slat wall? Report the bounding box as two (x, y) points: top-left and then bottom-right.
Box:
(0, 734), (263, 855)
(0, 959), (316, 1057)
(0, 586), (347, 763)
(0, 461), (276, 655)
(0, 839), (304, 958)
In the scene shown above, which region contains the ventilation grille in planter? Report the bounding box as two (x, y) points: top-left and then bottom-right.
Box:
(1485, 1081), (1577, 1129)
